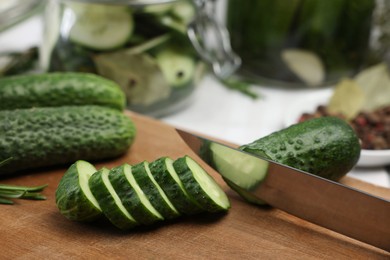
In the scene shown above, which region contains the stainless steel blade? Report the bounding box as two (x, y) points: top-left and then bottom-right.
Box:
(176, 129), (390, 252)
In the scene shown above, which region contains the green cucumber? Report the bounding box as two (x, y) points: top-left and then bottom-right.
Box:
(55, 160), (102, 221)
(67, 3), (133, 50)
(149, 157), (204, 215)
(0, 72), (126, 110)
(131, 161), (180, 219)
(0, 105), (135, 175)
(173, 156), (231, 213)
(89, 168), (138, 230)
(240, 117), (361, 181)
(108, 164), (164, 225)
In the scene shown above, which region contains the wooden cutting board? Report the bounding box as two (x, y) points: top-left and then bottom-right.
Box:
(0, 111), (389, 259)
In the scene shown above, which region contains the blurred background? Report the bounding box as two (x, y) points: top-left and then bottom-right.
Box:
(0, 0), (389, 187)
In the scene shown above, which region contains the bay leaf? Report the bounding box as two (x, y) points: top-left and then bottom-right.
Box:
(328, 79), (365, 120)
(355, 63), (390, 111)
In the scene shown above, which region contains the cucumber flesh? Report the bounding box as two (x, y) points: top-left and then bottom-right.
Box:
(89, 168), (138, 230)
(109, 164), (163, 225)
(55, 160), (102, 222)
(149, 157), (203, 215)
(155, 47), (196, 88)
(210, 142), (269, 191)
(132, 161), (180, 219)
(68, 3), (133, 50)
(173, 156), (230, 213)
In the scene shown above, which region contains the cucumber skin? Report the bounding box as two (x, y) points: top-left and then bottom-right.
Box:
(240, 117), (361, 181)
(108, 164), (163, 225)
(0, 105), (135, 175)
(149, 157), (203, 215)
(55, 161), (102, 222)
(0, 72), (126, 111)
(173, 156), (230, 213)
(89, 168), (138, 230)
(131, 162), (180, 220)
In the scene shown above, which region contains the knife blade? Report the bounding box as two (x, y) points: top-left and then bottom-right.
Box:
(176, 129), (390, 252)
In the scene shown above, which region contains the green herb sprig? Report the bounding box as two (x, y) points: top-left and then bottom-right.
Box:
(0, 158), (48, 205)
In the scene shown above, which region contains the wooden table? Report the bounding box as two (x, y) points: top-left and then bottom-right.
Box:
(1, 112), (389, 259)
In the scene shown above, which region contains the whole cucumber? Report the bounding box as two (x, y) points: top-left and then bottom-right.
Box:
(0, 105), (136, 175)
(240, 117), (361, 181)
(0, 72), (126, 110)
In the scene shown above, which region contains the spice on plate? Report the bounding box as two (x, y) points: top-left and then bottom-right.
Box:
(298, 105), (390, 150)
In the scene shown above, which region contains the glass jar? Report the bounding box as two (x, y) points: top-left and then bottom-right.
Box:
(225, 0), (388, 88)
(41, 0), (207, 117)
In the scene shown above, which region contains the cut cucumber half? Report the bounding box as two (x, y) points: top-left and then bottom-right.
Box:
(55, 160), (102, 222)
(89, 168), (138, 230)
(149, 157), (203, 215)
(210, 142), (269, 191)
(108, 164), (163, 225)
(155, 47), (196, 88)
(173, 156), (230, 213)
(131, 161), (180, 220)
(67, 3), (133, 51)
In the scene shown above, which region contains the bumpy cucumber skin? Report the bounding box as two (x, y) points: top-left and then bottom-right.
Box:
(131, 161), (180, 219)
(89, 168), (138, 230)
(0, 105), (135, 175)
(149, 157), (203, 215)
(55, 162), (102, 222)
(108, 164), (163, 225)
(173, 156), (230, 213)
(0, 72), (126, 111)
(240, 117), (361, 181)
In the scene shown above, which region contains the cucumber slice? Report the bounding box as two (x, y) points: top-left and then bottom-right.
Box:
(55, 160), (102, 222)
(131, 161), (180, 219)
(89, 168), (138, 230)
(173, 156), (230, 213)
(108, 164), (163, 225)
(155, 47), (196, 88)
(67, 3), (133, 51)
(210, 142), (269, 191)
(149, 157), (203, 215)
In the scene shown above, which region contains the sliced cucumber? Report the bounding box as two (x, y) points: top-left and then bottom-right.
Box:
(210, 142), (269, 191)
(55, 160), (102, 222)
(108, 164), (163, 225)
(149, 157), (203, 215)
(173, 156), (231, 213)
(89, 168), (138, 230)
(155, 46), (196, 88)
(131, 161), (180, 219)
(67, 3), (133, 50)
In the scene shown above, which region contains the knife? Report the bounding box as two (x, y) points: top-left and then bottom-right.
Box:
(176, 129), (390, 252)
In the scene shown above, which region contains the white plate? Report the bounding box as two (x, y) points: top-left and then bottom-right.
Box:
(283, 93), (390, 168)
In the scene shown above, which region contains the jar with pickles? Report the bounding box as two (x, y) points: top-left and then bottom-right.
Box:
(40, 0), (204, 117)
(225, 0), (386, 88)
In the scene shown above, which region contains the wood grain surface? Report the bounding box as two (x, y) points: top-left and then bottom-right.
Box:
(0, 111), (389, 259)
